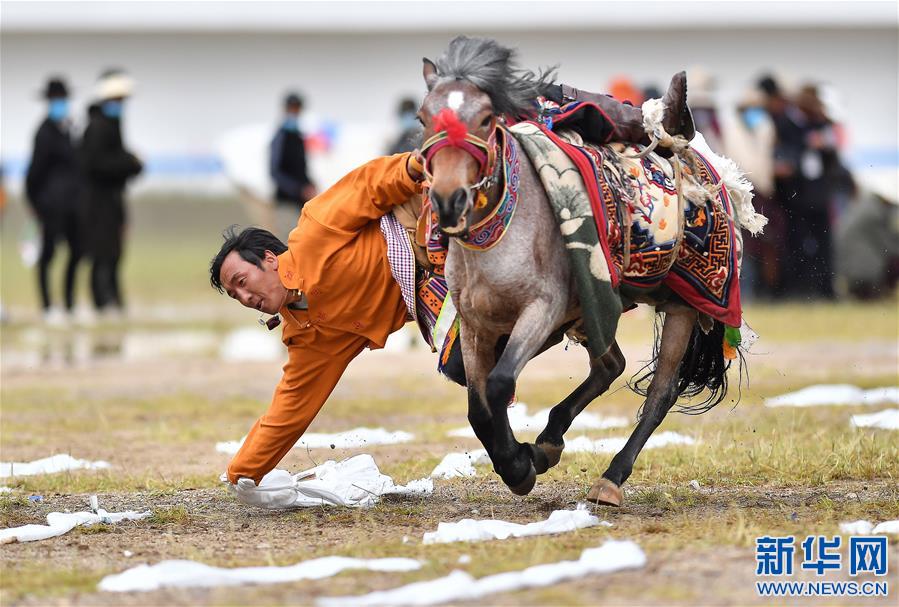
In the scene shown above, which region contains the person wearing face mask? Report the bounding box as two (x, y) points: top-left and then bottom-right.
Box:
(25, 77), (85, 325)
(270, 92), (316, 240)
(387, 97), (422, 155)
(79, 69), (143, 317)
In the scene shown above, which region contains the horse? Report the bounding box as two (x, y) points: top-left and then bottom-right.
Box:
(418, 36), (756, 506)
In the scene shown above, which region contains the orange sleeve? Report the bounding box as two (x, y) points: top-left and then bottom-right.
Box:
(302, 153), (421, 234)
(226, 327), (370, 484)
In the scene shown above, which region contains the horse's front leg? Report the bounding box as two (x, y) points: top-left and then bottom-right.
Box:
(484, 301), (560, 495)
(589, 306), (697, 506)
(459, 322), (499, 463)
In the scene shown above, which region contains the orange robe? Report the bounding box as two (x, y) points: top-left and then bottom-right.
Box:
(227, 153), (421, 484)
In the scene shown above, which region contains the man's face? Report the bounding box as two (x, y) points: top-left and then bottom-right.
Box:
(220, 250), (288, 315)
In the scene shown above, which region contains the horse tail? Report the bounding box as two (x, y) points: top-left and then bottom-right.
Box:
(630, 316), (742, 414)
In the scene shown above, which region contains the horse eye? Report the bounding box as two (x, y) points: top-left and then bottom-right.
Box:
(480, 116), (492, 128)
(417, 116), (425, 126)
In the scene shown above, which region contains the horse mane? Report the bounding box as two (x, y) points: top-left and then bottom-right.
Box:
(434, 36), (557, 121)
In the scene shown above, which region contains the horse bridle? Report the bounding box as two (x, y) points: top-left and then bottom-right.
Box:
(420, 117), (499, 196)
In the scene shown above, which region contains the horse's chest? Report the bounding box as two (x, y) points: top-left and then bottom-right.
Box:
(447, 255), (522, 324)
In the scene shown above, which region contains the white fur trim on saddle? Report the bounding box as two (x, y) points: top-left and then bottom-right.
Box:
(641, 97), (767, 236)
(690, 133), (767, 236)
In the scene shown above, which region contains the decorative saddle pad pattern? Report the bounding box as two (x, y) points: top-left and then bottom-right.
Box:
(582, 140), (742, 325)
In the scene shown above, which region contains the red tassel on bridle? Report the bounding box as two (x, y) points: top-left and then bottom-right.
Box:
(433, 108), (468, 146)
(423, 107), (494, 183)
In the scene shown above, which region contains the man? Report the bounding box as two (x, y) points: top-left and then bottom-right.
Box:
(211, 70), (693, 492)
(80, 69), (143, 315)
(270, 92), (316, 239)
(211, 152), (425, 486)
(25, 77), (84, 324)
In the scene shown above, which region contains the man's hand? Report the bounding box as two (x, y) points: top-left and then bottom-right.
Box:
(407, 151), (425, 183)
(225, 470), (300, 509)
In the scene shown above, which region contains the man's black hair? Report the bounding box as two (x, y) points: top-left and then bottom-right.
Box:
(209, 225), (287, 293)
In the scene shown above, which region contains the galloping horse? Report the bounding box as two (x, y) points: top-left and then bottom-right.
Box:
(419, 37), (754, 505)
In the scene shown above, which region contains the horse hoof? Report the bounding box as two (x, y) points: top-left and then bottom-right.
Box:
(587, 478), (622, 507)
(536, 441), (564, 470)
(507, 464), (537, 496)
(524, 443), (550, 474)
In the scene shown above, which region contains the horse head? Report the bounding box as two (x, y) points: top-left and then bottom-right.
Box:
(419, 58), (498, 235)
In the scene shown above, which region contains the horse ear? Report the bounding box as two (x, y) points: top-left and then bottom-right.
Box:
(422, 58), (438, 91)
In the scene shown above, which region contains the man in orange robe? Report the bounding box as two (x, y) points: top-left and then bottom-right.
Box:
(210, 153), (424, 485)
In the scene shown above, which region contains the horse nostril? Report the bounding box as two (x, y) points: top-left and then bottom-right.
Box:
(430, 190), (445, 210)
(449, 188), (468, 212)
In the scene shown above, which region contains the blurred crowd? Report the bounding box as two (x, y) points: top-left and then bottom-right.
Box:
(14, 65), (898, 328)
(608, 69), (898, 303)
(22, 70), (142, 326)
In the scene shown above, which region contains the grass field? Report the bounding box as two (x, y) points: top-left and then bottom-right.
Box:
(1, 196), (897, 605)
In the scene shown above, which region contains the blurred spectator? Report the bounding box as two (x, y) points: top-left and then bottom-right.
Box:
(387, 97), (422, 155)
(270, 91), (316, 239)
(834, 171), (899, 299)
(723, 87), (786, 299)
(608, 75), (644, 106)
(80, 69), (143, 316)
(790, 83), (853, 298)
(641, 84), (662, 103)
(687, 67), (723, 152)
(757, 73), (831, 299)
(25, 77), (84, 325)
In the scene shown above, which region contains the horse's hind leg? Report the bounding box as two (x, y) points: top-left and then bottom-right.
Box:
(589, 307), (697, 506)
(484, 303), (561, 495)
(533, 341), (626, 472)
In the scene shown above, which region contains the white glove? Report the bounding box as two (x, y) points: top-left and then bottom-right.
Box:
(225, 470), (300, 509)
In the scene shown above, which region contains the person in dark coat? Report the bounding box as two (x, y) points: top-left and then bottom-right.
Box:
(80, 69), (143, 314)
(270, 92), (316, 239)
(25, 77), (84, 323)
(757, 74), (823, 299)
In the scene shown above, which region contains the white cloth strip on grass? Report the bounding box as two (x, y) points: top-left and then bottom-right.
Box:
(99, 556), (422, 592)
(839, 520), (899, 535)
(317, 539), (646, 607)
(228, 454), (432, 509)
(851, 409), (899, 430)
(430, 450), (490, 479)
(423, 508), (609, 544)
(765, 385), (899, 408)
(216, 427), (414, 455)
(565, 431), (695, 454)
(0, 454), (111, 478)
(446, 403), (628, 438)
(0, 509), (150, 544)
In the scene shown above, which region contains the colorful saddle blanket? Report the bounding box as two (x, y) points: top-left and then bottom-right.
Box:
(415, 104), (757, 365)
(510, 109), (745, 358)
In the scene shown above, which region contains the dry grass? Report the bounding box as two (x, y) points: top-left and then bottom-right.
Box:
(1, 292), (897, 604)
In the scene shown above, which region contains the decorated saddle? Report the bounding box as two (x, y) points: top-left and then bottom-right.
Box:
(415, 102), (766, 368)
(510, 100), (765, 359)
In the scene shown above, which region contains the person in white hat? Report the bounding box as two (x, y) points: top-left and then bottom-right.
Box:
(79, 69), (142, 316)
